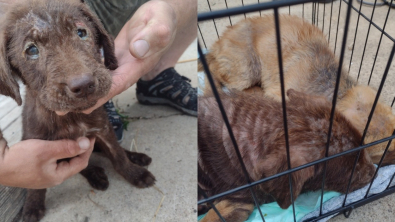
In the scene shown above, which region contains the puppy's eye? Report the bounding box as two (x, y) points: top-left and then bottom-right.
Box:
(77, 29), (87, 39)
(26, 44), (39, 59)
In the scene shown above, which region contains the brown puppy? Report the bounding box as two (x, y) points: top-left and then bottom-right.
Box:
(198, 90), (376, 222)
(0, 1), (155, 221)
(200, 15), (395, 165)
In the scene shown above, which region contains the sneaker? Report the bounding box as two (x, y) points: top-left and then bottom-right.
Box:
(136, 68), (197, 116)
(103, 100), (124, 142)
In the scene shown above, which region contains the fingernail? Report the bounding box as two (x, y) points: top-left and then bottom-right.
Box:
(77, 137), (90, 150)
(133, 40), (149, 58)
(55, 111), (68, 116)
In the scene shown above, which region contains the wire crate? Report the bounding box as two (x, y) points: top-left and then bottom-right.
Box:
(197, 0), (395, 221)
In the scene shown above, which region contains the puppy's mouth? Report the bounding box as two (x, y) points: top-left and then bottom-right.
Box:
(40, 92), (103, 113)
(39, 78), (112, 113)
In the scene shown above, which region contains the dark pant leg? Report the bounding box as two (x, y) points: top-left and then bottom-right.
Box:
(84, 0), (149, 36)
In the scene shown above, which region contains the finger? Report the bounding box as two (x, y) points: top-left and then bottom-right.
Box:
(47, 137), (92, 160)
(81, 61), (145, 114)
(56, 137), (95, 181)
(129, 22), (175, 59)
(127, 2), (176, 59)
(55, 111), (68, 116)
(82, 95), (112, 114)
(81, 74), (125, 114)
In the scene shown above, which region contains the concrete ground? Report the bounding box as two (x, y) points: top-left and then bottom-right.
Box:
(0, 40), (197, 221)
(198, 0), (395, 221)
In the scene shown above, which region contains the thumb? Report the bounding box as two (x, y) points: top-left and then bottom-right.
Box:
(131, 39), (150, 59)
(129, 23), (174, 59)
(51, 137), (93, 160)
(56, 137), (95, 181)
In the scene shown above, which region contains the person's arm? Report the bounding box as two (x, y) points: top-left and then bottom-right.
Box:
(73, 0), (197, 115)
(0, 134), (95, 189)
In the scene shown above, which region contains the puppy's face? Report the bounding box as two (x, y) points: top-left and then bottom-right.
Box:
(0, 0), (117, 112)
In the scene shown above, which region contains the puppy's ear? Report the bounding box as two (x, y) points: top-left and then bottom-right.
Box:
(79, 4), (118, 70)
(0, 30), (22, 105)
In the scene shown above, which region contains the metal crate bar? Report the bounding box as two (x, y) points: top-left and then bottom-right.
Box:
(198, 0), (315, 21)
(364, 130), (395, 198)
(197, 1), (395, 221)
(327, 0), (335, 43)
(198, 186), (227, 222)
(342, 43), (395, 207)
(342, 0), (395, 43)
(356, 0), (378, 81)
(333, 0), (343, 54)
(319, 0), (353, 215)
(305, 185), (395, 221)
(198, 133), (395, 205)
(367, 0), (393, 85)
(206, 0), (220, 39)
(198, 42), (266, 221)
(273, 8), (296, 222)
(348, 0), (365, 72)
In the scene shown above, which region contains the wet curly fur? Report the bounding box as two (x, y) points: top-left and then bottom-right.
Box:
(198, 90), (376, 222)
(200, 15), (395, 165)
(0, 1), (155, 221)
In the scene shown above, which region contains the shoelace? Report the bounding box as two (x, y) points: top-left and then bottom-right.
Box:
(104, 102), (122, 129)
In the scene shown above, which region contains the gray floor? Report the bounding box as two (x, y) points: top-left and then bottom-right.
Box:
(198, 0), (395, 221)
(0, 40), (197, 222)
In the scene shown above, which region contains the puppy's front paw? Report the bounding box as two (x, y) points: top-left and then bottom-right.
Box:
(122, 166), (155, 188)
(134, 170), (156, 188)
(124, 150), (152, 166)
(22, 205), (45, 222)
(80, 165), (109, 190)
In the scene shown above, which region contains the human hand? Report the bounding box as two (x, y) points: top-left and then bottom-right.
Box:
(78, 0), (177, 115)
(0, 136), (95, 189)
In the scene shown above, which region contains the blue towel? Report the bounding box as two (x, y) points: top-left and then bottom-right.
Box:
(198, 165), (395, 222)
(198, 190), (340, 222)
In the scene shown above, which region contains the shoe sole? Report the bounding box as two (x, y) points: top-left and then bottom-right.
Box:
(117, 132), (124, 143)
(137, 93), (197, 116)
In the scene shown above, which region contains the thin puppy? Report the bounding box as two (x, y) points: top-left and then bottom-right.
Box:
(0, 0), (155, 221)
(198, 90), (375, 222)
(201, 15), (395, 165)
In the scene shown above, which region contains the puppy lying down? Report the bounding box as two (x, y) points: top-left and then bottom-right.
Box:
(201, 15), (395, 165)
(198, 90), (375, 222)
(0, 0), (154, 221)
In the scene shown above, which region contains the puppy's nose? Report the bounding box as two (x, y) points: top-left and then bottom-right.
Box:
(67, 75), (96, 98)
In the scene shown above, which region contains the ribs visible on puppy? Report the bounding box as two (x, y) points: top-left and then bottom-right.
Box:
(0, 1), (155, 221)
(201, 15), (395, 165)
(198, 90), (375, 222)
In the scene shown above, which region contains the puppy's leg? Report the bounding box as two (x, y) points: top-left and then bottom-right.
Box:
(94, 143), (152, 167)
(22, 189), (46, 222)
(124, 149), (152, 167)
(264, 85), (284, 102)
(80, 164), (109, 190)
(96, 131), (155, 188)
(200, 200), (254, 222)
